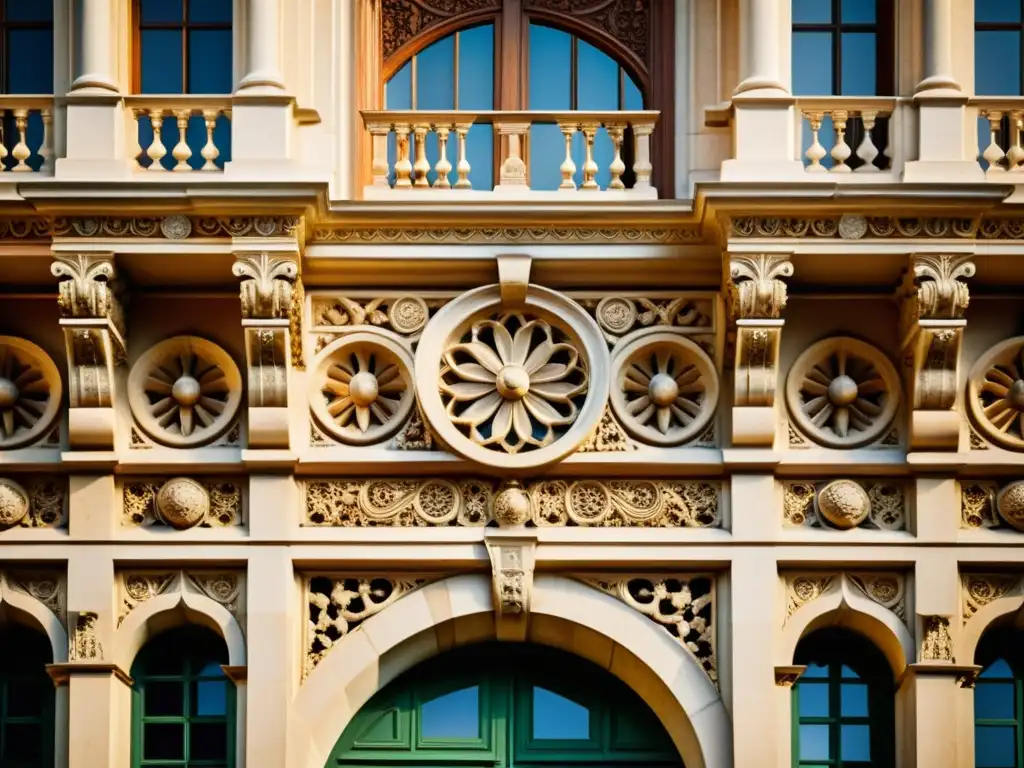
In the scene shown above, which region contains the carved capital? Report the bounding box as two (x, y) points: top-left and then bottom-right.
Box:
(906, 254), (975, 320)
(729, 254), (794, 319)
(232, 253), (298, 319)
(51, 254), (126, 341)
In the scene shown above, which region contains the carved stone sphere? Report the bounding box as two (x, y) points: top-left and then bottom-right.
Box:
(815, 479), (871, 529)
(493, 483), (531, 527)
(0, 377), (17, 408)
(156, 478), (209, 529)
(997, 481), (1024, 532)
(0, 478), (29, 527)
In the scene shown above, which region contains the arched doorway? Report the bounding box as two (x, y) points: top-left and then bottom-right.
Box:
(0, 622), (54, 766)
(326, 642), (684, 767)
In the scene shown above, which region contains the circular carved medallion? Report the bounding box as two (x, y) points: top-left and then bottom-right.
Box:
(0, 337), (63, 450)
(997, 481), (1024, 531)
(156, 478), (209, 529)
(814, 479), (871, 529)
(0, 478), (29, 527)
(968, 337), (1024, 451)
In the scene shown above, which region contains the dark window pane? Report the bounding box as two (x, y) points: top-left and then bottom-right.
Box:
(793, 0), (832, 23)
(420, 686), (479, 739)
(5, 0), (52, 22)
(977, 683), (1016, 720)
(976, 725), (1017, 768)
(797, 682), (829, 717)
(143, 722), (185, 760)
(533, 688), (589, 739)
(799, 723), (831, 760)
(528, 24), (570, 109)
(457, 24), (493, 110)
(982, 659), (1015, 679)
(976, 31), (1021, 95)
(577, 39), (617, 110)
(141, 0), (184, 23)
(977, 0), (1022, 23)
(188, 29), (233, 92)
(840, 32), (877, 95)
(624, 75), (643, 110)
(416, 33), (454, 110)
(842, 0), (876, 23)
(792, 32), (834, 95)
(6, 680), (45, 717)
(141, 29), (184, 92)
(191, 721), (228, 760)
(144, 680), (184, 717)
(841, 683), (869, 716)
(189, 0), (232, 22)
(385, 61), (412, 109)
(194, 680), (228, 716)
(3, 722), (42, 760)
(841, 724), (871, 760)
(8, 29), (54, 93)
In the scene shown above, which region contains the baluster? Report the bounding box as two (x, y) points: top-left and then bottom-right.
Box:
(606, 123), (626, 189)
(982, 111), (1007, 172)
(1007, 111), (1024, 171)
(579, 123), (599, 189)
(632, 122), (653, 189)
(557, 122), (577, 190)
(200, 109), (220, 171)
(854, 111), (880, 172)
(496, 123), (528, 187)
(830, 110), (852, 173)
(11, 109), (30, 172)
(130, 108), (144, 170)
(412, 124), (430, 187)
(0, 114), (8, 171)
(367, 122), (391, 186)
(433, 125), (452, 188)
(804, 112), (827, 172)
(454, 123), (472, 189)
(881, 112), (893, 171)
(393, 123), (412, 187)
(172, 109), (192, 171)
(147, 109), (167, 171)
(38, 108), (53, 173)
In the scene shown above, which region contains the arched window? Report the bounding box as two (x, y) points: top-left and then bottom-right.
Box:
(975, 625), (1024, 767)
(131, 626), (235, 768)
(0, 623), (54, 766)
(792, 628), (894, 767)
(327, 642), (683, 767)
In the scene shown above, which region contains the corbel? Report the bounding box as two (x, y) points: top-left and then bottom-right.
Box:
(484, 483), (538, 641)
(232, 251), (298, 449)
(900, 254), (975, 450)
(50, 253), (127, 450)
(497, 254), (531, 308)
(728, 253), (794, 446)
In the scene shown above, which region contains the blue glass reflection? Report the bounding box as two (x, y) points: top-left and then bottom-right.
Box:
(799, 724), (831, 760)
(8, 29), (53, 93)
(797, 682), (829, 717)
(977, 0), (1022, 23)
(793, 0), (831, 24)
(792, 32), (834, 94)
(976, 682), (1015, 720)
(841, 683), (869, 716)
(577, 40), (617, 110)
(624, 76), (643, 110)
(416, 34), (454, 110)
(141, 29), (184, 92)
(189, 0), (232, 23)
(841, 724), (871, 761)
(420, 686), (480, 739)
(529, 24), (570, 109)
(976, 725), (1017, 768)
(976, 31), (1021, 95)
(840, 33), (877, 95)
(458, 25), (494, 109)
(5, 0), (53, 22)
(841, 0), (876, 24)
(141, 0), (183, 23)
(188, 29), (233, 93)
(982, 659), (1015, 679)
(533, 687), (589, 740)
(194, 680), (227, 716)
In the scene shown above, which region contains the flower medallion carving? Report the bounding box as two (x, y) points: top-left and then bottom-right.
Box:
(127, 336), (243, 448)
(0, 476), (66, 529)
(786, 337), (900, 449)
(416, 285), (609, 472)
(610, 333), (718, 446)
(311, 333), (415, 446)
(968, 337), (1024, 451)
(784, 480), (905, 531)
(0, 338), (63, 450)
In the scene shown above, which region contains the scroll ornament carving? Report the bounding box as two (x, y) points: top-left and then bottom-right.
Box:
(381, 0), (500, 59)
(312, 225), (700, 246)
(232, 253), (297, 319)
(246, 327), (288, 408)
(0, 338), (63, 450)
(785, 573), (907, 624)
(303, 478), (719, 528)
(849, 573), (906, 622)
(730, 216), (976, 240)
(968, 337), (1024, 451)
(314, 295), (433, 336)
(0, 477), (65, 529)
(729, 255), (794, 319)
(588, 576), (716, 683)
(123, 478), (241, 528)
(734, 326), (782, 408)
(577, 407), (637, 452)
(486, 539), (535, 618)
(786, 575), (835, 617)
(50, 254), (125, 338)
(55, 215), (299, 239)
(587, 296), (711, 343)
(906, 255), (975, 321)
(118, 571), (243, 624)
(70, 611), (103, 661)
(921, 616), (953, 662)
(305, 576), (429, 678)
(3, 572), (65, 625)
(961, 574), (1024, 623)
(961, 482), (999, 529)
(784, 480), (905, 531)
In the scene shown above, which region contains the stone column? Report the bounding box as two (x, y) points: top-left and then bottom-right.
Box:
(237, 0), (285, 93)
(70, 0), (118, 93)
(734, 0), (786, 95)
(917, 0), (960, 94)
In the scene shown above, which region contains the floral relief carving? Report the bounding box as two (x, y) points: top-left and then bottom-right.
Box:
(961, 574), (1024, 623)
(232, 253), (298, 320)
(50, 254), (126, 339)
(785, 572), (907, 625)
(122, 478), (242, 528)
(921, 616), (953, 662)
(391, 408), (436, 450)
(303, 478), (720, 528)
(848, 573), (907, 622)
(586, 575), (716, 684)
(118, 571), (244, 625)
(311, 226), (701, 245)
(730, 216), (976, 239)
(968, 337), (1024, 451)
(906, 254), (975, 321)
(0, 476), (65, 529)
(729, 254), (793, 320)
(577, 406), (637, 452)
(783, 480), (905, 531)
(786, 575), (835, 617)
(582, 295), (712, 344)
(382, 0), (500, 59)
(54, 216), (300, 239)
(3, 571), (65, 625)
(312, 295), (438, 336)
(305, 576), (430, 678)
(0, 338), (63, 451)
(961, 482), (999, 529)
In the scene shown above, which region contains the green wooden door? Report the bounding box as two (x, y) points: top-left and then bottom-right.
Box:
(328, 642), (684, 768)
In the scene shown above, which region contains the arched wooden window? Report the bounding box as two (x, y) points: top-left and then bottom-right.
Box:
(0, 623), (54, 766)
(975, 625), (1024, 767)
(327, 642), (684, 767)
(131, 626), (235, 768)
(792, 628), (895, 767)
(380, 0), (674, 192)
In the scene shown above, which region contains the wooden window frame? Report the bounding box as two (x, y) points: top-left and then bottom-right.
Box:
(131, 0), (232, 94)
(975, 1), (1024, 95)
(0, 2), (53, 94)
(974, 628), (1024, 767)
(792, 0), (896, 96)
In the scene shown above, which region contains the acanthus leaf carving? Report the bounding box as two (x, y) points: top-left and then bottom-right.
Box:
(51, 254), (126, 341)
(907, 254), (976, 321)
(728, 254), (794, 320)
(232, 253), (298, 320)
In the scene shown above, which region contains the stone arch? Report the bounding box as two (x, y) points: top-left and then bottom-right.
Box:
(780, 575), (914, 678)
(960, 594), (1024, 665)
(291, 574), (731, 768)
(114, 589), (245, 670)
(0, 575), (68, 664)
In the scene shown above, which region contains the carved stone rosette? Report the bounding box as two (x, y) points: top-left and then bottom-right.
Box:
(968, 337), (1024, 452)
(0, 338), (63, 451)
(728, 254), (793, 446)
(900, 254), (974, 450)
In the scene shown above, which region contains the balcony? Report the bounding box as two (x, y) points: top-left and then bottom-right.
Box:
(127, 95), (232, 172)
(0, 96), (54, 173)
(795, 98), (900, 175)
(361, 110), (659, 200)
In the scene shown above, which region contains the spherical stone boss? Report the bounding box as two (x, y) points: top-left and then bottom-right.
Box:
(997, 480), (1024, 532)
(155, 477), (209, 529)
(171, 375), (202, 407)
(493, 482), (531, 526)
(1009, 380), (1024, 411)
(496, 365), (530, 401)
(0, 377), (18, 408)
(648, 373), (680, 408)
(815, 479), (871, 530)
(827, 375), (859, 407)
(348, 371), (380, 407)
(0, 478), (29, 527)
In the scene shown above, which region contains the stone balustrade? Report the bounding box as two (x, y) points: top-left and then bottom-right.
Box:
(361, 110), (659, 199)
(975, 100), (1024, 174)
(796, 98), (898, 174)
(0, 97), (54, 173)
(126, 97), (232, 172)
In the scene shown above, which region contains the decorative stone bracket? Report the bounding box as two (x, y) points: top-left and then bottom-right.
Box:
(484, 522), (538, 642)
(233, 252), (298, 449)
(900, 254), (975, 450)
(51, 253), (126, 450)
(728, 253), (793, 446)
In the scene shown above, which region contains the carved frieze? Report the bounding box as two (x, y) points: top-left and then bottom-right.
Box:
(118, 571), (243, 626)
(2, 571), (65, 626)
(961, 573), (1024, 623)
(122, 478), (243, 529)
(54, 216), (300, 239)
(0, 476), (66, 529)
(785, 572), (907, 627)
(310, 226), (700, 245)
(730, 216), (976, 239)
(783, 479), (905, 531)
